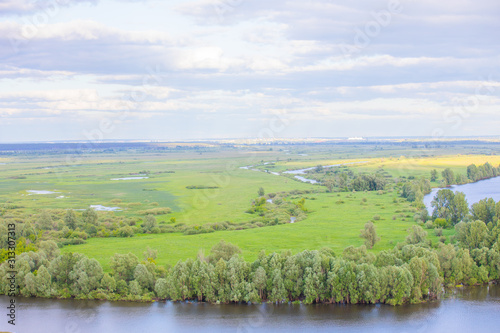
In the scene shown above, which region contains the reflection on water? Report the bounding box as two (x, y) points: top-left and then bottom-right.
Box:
(2, 285), (499, 333)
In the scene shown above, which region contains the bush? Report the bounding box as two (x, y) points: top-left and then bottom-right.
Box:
(425, 221), (434, 229)
(373, 215), (381, 221)
(117, 226), (134, 237)
(434, 218), (449, 228)
(137, 207), (171, 215)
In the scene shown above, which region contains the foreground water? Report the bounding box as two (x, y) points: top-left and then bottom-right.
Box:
(1, 285), (499, 332)
(424, 176), (500, 213)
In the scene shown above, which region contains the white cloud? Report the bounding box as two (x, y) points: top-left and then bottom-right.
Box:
(0, 0), (98, 16)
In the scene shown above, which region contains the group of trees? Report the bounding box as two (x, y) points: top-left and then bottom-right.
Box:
(431, 190), (500, 227)
(400, 177), (431, 203)
(245, 191), (308, 225)
(306, 168), (388, 193)
(350, 174), (387, 192)
(2, 217), (500, 305)
(467, 162), (500, 182)
(441, 162), (499, 186)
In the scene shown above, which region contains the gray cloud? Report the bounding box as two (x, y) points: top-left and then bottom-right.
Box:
(0, 0), (99, 16)
(0, 0), (499, 141)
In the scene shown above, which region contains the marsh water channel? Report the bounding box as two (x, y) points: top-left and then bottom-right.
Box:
(2, 285), (499, 332)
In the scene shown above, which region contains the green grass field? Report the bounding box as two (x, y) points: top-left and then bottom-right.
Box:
(1, 145), (495, 270)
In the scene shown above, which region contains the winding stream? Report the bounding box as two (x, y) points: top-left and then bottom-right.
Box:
(241, 161), (368, 184)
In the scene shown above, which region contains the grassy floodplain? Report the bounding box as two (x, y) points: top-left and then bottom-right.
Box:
(0, 141), (499, 270)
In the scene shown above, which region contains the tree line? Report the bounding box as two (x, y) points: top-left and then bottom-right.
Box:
(1, 203), (499, 305)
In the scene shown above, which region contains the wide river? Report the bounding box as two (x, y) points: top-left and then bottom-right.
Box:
(1, 285), (500, 332)
(423, 176), (500, 213)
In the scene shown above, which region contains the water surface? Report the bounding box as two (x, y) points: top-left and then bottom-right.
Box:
(1, 285), (499, 333)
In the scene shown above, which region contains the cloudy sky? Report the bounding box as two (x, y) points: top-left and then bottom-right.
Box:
(0, 0), (499, 142)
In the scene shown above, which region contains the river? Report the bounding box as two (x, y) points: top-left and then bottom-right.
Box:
(424, 176), (500, 213)
(1, 285), (499, 332)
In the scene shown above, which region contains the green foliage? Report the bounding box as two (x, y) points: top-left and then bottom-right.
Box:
(110, 252), (139, 282)
(258, 187), (265, 197)
(82, 208), (99, 226)
(471, 198), (497, 225)
(430, 169), (438, 182)
(467, 162), (500, 182)
(360, 222), (380, 249)
(142, 215), (157, 233)
(351, 174), (387, 192)
(208, 240), (242, 263)
(455, 220), (489, 250)
(434, 218), (450, 228)
(64, 209), (78, 230)
(400, 178), (431, 203)
(70, 257), (104, 295)
(405, 225), (427, 245)
(441, 168), (455, 186)
(431, 190), (469, 225)
(37, 210), (53, 230)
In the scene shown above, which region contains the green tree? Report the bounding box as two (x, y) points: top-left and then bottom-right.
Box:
(101, 273), (116, 292)
(432, 190), (468, 225)
(406, 225), (427, 244)
(154, 278), (169, 299)
(282, 256), (301, 300)
(467, 164), (478, 181)
(253, 266), (267, 300)
(430, 169), (438, 182)
(227, 255), (247, 302)
(168, 260), (191, 301)
(324, 179), (335, 193)
(455, 220), (488, 250)
(471, 198), (497, 224)
(258, 187), (265, 197)
(48, 252), (83, 286)
(134, 264), (155, 291)
(39, 240), (60, 261)
(110, 252), (140, 282)
(142, 215), (157, 233)
(35, 265), (52, 297)
(269, 268), (286, 302)
(191, 258), (211, 302)
(64, 209), (78, 230)
(303, 261), (324, 304)
(441, 168), (455, 186)
(37, 210), (53, 230)
(82, 207), (98, 226)
(209, 240), (241, 263)
(129, 280), (142, 296)
(360, 221), (380, 249)
(70, 257), (104, 294)
(23, 272), (37, 297)
(452, 192), (469, 224)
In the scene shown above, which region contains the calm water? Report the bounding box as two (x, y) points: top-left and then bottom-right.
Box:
(2, 285), (500, 332)
(424, 176), (500, 213)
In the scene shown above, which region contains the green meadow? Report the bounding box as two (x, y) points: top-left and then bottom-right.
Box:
(1, 144), (497, 270)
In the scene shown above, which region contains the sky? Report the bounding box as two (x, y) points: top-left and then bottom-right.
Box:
(0, 0), (499, 142)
